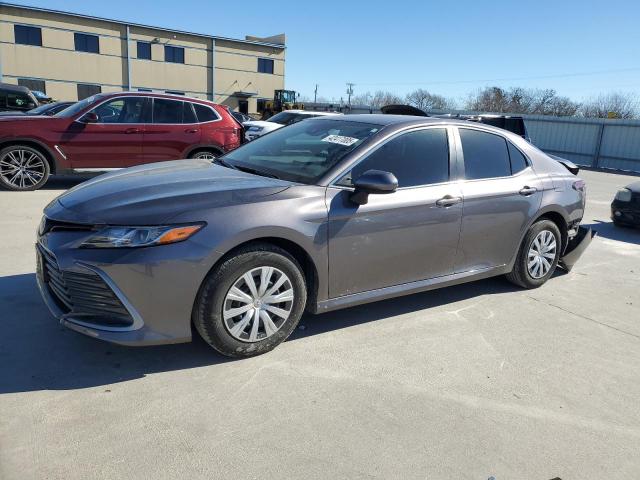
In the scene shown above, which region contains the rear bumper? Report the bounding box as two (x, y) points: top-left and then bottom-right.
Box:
(559, 226), (596, 272)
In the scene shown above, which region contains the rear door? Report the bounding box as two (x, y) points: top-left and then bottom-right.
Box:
(142, 98), (202, 162)
(62, 96), (148, 168)
(454, 127), (543, 272)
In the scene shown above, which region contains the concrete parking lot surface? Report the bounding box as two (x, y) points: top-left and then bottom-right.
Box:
(1, 170), (639, 479)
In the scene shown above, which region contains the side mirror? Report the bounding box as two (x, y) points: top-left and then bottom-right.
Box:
(350, 169), (398, 205)
(79, 112), (98, 123)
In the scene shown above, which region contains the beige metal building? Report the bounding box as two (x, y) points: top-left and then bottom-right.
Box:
(0, 3), (285, 115)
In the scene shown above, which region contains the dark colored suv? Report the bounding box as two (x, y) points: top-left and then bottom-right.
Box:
(0, 92), (244, 191)
(0, 83), (39, 113)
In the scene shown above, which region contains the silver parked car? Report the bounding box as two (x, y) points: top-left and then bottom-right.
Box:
(36, 115), (593, 357)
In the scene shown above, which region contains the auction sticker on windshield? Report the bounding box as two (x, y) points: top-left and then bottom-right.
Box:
(321, 135), (359, 146)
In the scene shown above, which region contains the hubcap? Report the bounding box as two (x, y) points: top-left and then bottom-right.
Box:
(195, 152), (217, 160)
(223, 266), (294, 343)
(0, 149), (46, 189)
(527, 230), (557, 279)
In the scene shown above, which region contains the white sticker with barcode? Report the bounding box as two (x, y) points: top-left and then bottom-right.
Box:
(321, 135), (359, 146)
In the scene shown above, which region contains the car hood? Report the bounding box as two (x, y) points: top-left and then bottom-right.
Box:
(244, 120), (283, 129)
(46, 159), (292, 225)
(626, 181), (640, 193)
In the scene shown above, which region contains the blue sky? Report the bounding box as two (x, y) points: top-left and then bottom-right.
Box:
(8, 0), (640, 104)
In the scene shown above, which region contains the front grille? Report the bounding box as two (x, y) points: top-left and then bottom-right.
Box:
(40, 217), (94, 236)
(38, 246), (133, 328)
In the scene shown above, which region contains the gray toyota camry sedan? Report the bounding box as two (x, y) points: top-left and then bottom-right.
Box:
(36, 115), (593, 357)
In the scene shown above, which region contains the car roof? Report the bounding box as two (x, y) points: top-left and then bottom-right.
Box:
(280, 110), (340, 116)
(97, 90), (218, 105)
(315, 114), (451, 126)
(0, 82), (31, 93)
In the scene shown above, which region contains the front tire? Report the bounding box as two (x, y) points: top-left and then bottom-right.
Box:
(506, 219), (561, 289)
(189, 149), (219, 160)
(193, 243), (307, 357)
(0, 145), (50, 191)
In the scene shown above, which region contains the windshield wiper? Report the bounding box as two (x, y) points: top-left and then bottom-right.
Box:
(233, 165), (280, 180)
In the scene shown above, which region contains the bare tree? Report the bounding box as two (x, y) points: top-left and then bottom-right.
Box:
(580, 92), (638, 119)
(465, 86), (580, 116)
(405, 88), (455, 111)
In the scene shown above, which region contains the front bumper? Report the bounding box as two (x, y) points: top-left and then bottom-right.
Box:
(611, 200), (640, 226)
(36, 228), (219, 346)
(558, 226), (596, 272)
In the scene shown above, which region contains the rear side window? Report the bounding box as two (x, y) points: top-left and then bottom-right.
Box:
(183, 102), (197, 123)
(346, 128), (449, 188)
(460, 129), (511, 180)
(193, 104), (219, 123)
(153, 99), (182, 123)
(6, 92), (36, 109)
(507, 142), (528, 174)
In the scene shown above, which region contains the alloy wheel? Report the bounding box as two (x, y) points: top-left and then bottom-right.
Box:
(193, 151), (217, 160)
(0, 148), (46, 190)
(223, 266), (294, 342)
(527, 229), (557, 279)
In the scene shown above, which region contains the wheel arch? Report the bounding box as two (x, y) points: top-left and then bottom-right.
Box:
(184, 144), (224, 159)
(193, 236), (321, 320)
(0, 138), (58, 174)
(532, 209), (569, 253)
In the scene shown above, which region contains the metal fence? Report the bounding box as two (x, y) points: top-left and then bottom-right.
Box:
(304, 102), (640, 174)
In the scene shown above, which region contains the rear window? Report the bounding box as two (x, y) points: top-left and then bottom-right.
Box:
(460, 128), (511, 180)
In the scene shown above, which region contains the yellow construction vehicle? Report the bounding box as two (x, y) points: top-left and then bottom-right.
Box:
(262, 90), (303, 119)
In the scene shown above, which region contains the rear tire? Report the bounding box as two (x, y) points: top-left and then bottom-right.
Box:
(506, 219), (561, 289)
(193, 243), (307, 358)
(0, 145), (50, 191)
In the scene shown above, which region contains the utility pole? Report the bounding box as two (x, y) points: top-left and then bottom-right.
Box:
(314, 84), (318, 103)
(346, 82), (354, 107)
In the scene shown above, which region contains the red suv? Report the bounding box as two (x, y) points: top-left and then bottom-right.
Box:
(0, 92), (243, 191)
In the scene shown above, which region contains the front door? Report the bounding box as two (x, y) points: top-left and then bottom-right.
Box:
(62, 96), (148, 168)
(238, 100), (249, 115)
(327, 127), (462, 298)
(142, 98), (202, 162)
(454, 127), (544, 272)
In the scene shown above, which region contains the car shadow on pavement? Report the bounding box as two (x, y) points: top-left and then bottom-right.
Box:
(41, 175), (94, 190)
(0, 272), (519, 394)
(584, 220), (640, 245)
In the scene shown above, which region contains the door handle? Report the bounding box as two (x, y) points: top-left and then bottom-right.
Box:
(435, 195), (462, 207)
(185, 128), (199, 134)
(124, 127), (141, 134)
(519, 186), (538, 196)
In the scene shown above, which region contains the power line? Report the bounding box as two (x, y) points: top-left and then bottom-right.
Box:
(355, 67), (640, 87)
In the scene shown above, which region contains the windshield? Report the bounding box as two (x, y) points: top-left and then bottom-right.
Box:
(25, 103), (56, 115)
(54, 95), (105, 118)
(223, 119), (381, 184)
(268, 111), (313, 126)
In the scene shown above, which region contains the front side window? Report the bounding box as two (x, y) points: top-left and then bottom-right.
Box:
(14, 25), (42, 46)
(224, 119), (380, 184)
(460, 128), (511, 180)
(153, 99), (183, 123)
(165, 46), (185, 63)
(339, 128), (450, 188)
(258, 58), (274, 74)
(74, 33), (100, 53)
(90, 97), (147, 123)
(137, 41), (151, 60)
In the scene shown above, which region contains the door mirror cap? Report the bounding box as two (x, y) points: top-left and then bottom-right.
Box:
(350, 169), (398, 205)
(79, 112), (98, 123)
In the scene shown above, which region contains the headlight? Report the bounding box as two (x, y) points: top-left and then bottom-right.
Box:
(80, 224), (204, 248)
(615, 188), (632, 202)
(247, 126), (264, 132)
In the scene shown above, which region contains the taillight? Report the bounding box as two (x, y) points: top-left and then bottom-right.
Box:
(572, 180), (586, 192)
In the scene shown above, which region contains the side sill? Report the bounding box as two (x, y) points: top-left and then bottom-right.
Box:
(314, 265), (508, 314)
